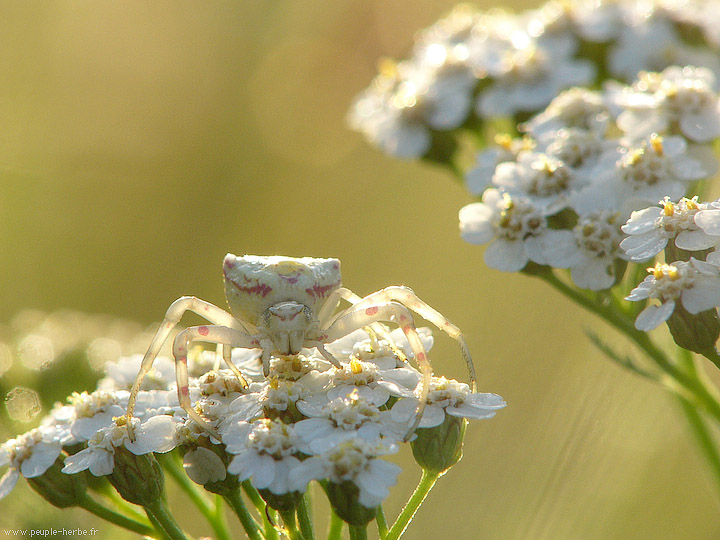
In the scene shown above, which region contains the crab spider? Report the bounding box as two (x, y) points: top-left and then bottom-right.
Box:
(126, 254), (476, 440)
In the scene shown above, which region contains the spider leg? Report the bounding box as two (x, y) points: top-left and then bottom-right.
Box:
(172, 325), (260, 439)
(126, 296), (247, 439)
(318, 287), (408, 363)
(342, 286), (477, 391)
(323, 302), (431, 440)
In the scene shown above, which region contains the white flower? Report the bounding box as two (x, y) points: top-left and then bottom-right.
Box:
(294, 389), (406, 454)
(68, 391), (126, 442)
(571, 134), (711, 216)
(289, 439), (401, 508)
(616, 66), (720, 142)
(62, 416), (178, 477)
(0, 429), (63, 500)
(459, 189), (578, 272)
(477, 43), (595, 118)
(621, 197), (717, 261)
(626, 258), (720, 330)
(225, 419), (303, 495)
(390, 377), (506, 429)
(492, 152), (577, 215)
(568, 211), (626, 290)
(99, 354), (176, 392)
(521, 87), (609, 138)
(465, 135), (535, 196)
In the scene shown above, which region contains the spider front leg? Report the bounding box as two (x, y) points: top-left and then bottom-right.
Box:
(172, 324), (260, 439)
(339, 286), (477, 391)
(323, 302), (431, 440)
(317, 287), (408, 363)
(126, 296), (249, 438)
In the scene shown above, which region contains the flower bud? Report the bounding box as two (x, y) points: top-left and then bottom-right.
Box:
(325, 480), (376, 526)
(109, 447), (164, 507)
(666, 303), (720, 360)
(411, 415), (467, 475)
(27, 457), (88, 508)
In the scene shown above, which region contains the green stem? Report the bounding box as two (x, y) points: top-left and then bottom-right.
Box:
(327, 509), (343, 540)
(157, 453), (232, 540)
(280, 509), (304, 540)
(349, 524), (368, 540)
(146, 509), (173, 540)
(386, 471), (439, 540)
(537, 271), (720, 423)
(145, 498), (189, 540)
(225, 489), (263, 540)
(376, 506), (389, 540)
(242, 481), (279, 540)
(298, 493), (316, 540)
(78, 493), (156, 537)
(676, 350), (720, 495)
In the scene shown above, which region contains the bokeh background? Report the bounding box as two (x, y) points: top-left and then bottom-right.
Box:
(1, 1), (719, 539)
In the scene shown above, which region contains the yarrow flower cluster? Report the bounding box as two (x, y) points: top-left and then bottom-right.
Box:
(1, 323), (504, 536)
(348, 0), (720, 159)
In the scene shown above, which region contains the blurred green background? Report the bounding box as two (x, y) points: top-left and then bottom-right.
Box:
(0, 1), (719, 539)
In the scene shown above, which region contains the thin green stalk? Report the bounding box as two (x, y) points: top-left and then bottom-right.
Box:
(676, 349), (720, 495)
(242, 481), (279, 540)
(376, 506), (388, 540)
(78, 493), (156, 537)
(676, 393), (720, 494)
(349, 525), (368, 540)
(157, 453), (232, 540)
(537, 271), (720, 423)
(146, 509), (173, 540)
(298, 493), (316, 540)
(386, 471), (439, 540)
(145, 498), (189, 540)
(225, 489), (263, 540)
(279, 509), (304, 540)
(327, 509), (343, 540)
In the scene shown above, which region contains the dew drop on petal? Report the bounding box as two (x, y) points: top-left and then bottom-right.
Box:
(5, 386), (41, 422)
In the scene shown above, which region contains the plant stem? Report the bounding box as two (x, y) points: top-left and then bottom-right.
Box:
(349, 525), (368, 540)
(280, 509), (304, 540)
(298, 493), (316, 540)
(78, 493), (156, 537)
(145, 498), (189, 540)
(327, 509), (344, 540)
(242, 481), (279, 540)
(386, 471), (439, 540)
(157, 453), (232, 540)
(225, 489), (263, 540)
(376, 506), (389, 539)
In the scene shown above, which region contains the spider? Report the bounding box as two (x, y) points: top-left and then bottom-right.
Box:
(126, 254), (476, 440)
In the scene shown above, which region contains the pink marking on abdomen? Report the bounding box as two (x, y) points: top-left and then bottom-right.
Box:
(198, 326), (209, 336)
(365, 306), (378, 316)
(230, 280), (272, 297)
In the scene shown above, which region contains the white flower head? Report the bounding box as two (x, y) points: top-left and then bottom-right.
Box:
(626, 258), (720, 330)
(521, 87), (609, 138)
(390, 376), (506, 429)
(289, 439), (401, 508)
(294, 389), (406, 454)
(617, 65), (720, 142)
(465, 135), (535, 196)
(459, 189), (578, 272)
(62, 415), (178, 477)
(621, 197), (717, 261)
(568, 210), (626, 290)
(477, 42), (595, 118)
(0, 428), (63, 500)
(225, 418), (303, 495)
(68, 390), (126, 442)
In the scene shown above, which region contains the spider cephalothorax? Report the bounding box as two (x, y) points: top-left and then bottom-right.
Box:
(126, 254), (476, 440)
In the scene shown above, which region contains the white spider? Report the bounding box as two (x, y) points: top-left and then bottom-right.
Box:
(126, 254), (476, 440)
